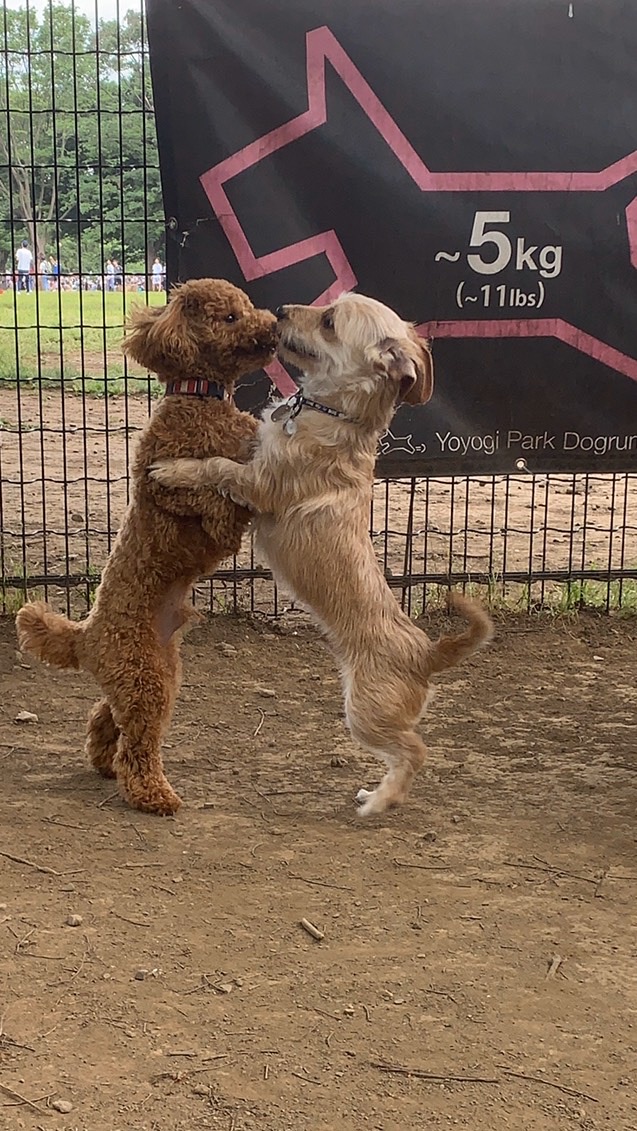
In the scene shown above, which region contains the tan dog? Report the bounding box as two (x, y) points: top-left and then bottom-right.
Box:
(151, 293), (493, 816)
(17, 279), (277, 816)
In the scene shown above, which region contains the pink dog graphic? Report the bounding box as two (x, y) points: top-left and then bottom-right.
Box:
(198, 26), (637, 395)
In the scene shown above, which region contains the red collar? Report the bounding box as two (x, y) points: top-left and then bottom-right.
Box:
(165, 378), (226, 399)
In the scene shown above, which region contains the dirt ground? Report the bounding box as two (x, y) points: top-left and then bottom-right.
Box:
(1, 611), (637, 1130)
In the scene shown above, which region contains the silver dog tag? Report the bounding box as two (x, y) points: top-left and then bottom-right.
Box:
(271, 402), (292, 423)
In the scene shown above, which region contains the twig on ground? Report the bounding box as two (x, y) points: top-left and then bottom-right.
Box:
(262, 789), (316, 796)
(300, 918), (324, 941)
(393, 858), (450, 871)
(291, 1070), (322, 1085)
(96, 790), (120, 808)
(15, 927), (36, 955)
(153, 884), (177, 897)
(116, 861), (165, 869)
(111, 911), (151, 928)
(0, 849), (73, 877)
(287, 872), (353, 892)
(305, 1005), (341, 1022)
(426, 987), (458, 1004)
(253, 710), (265, 738)
(371, 1060), (499, 1084)
(545, 954), (564, 979)
(43, 817), (87, 832)
(0, 1082), (49, 1114)
(151, 1062), (227, 1083)
(0, 1024), (36, 1052)
(503, 858), (597, 885)
(498, 1067), (598, 1103)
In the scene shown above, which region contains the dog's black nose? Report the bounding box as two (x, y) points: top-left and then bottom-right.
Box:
(275, 305), (288, 320)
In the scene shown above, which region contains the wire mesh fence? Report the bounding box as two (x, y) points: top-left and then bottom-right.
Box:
(1, 0), (636, 616)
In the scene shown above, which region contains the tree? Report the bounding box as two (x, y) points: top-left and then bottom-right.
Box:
(0, 2), (164, 275)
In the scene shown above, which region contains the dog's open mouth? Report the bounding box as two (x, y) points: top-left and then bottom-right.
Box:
(278, 334), (320, 361)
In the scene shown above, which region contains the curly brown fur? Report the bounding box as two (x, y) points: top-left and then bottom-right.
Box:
(16, 278), (277, 816)
(151, 292), (493, 818)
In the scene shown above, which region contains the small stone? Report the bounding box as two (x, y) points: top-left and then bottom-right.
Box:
(421, 831), (437, 843)
(255, 686), (276, 698)
(217, 982), (234, 994)
(218, 643), (237, 656)
(65, 914), (83, 927)
(15, 710), (38, 723)
(451, 814), (462, 824)
(393, 997), (406, 1005)
(193, 1084), (210, 1096)
(51, 1099), (73, 1114)
(134, 968), (148, 980)
(343, 1005), (355, 1017)
(0, 903), (7, 911)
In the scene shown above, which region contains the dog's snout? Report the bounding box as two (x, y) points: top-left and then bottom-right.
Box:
(276, 306), (288, 321)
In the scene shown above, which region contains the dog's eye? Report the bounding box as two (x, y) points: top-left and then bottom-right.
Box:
(225, 313), (237, 323)
(322, 311), (334, 331)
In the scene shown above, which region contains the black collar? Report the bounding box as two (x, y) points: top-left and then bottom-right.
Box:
(165, 377), (225, 399)
(271, 389), (355, 426)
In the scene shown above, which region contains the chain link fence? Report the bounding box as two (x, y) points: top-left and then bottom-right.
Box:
(1, 0), (636, 616)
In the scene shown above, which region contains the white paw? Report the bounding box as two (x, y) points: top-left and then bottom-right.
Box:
(355, 786), (390, 817)
(356, 787), (374, 804)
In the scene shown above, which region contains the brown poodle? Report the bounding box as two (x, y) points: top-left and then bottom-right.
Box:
(16, 279), (277, 815)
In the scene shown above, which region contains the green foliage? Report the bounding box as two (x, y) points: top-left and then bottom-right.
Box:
(0, 2), (165, 274)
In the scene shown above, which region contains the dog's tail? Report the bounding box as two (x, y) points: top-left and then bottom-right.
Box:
(16, 602), (84, 670)
(427, 592), (493, 674)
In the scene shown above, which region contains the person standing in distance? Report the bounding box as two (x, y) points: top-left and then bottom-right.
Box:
(151, 256), (164, 293)
(15, 240), (33, 292)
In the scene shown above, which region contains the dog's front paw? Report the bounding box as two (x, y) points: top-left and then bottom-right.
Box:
(149, 458), (202, 488)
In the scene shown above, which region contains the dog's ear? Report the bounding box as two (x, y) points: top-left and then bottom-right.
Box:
(123, 291), (198, 378)
(401, 330), (434, 405)
(378, 333), (434, 405)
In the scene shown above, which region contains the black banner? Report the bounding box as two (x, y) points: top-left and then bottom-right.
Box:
(147, 0), (637, 476)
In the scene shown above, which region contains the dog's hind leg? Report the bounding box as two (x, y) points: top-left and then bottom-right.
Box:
(109, 639), (182, 816)
(86, 698), (119, 778)
(353, 728), (427, 817)
(345, 672), (429, 816)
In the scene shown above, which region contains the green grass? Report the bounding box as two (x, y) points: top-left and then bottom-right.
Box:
(407, 576), (637, 617)
(0, 289), (166, 395)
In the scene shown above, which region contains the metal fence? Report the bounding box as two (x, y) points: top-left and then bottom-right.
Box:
(1, 0), (636, 616)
